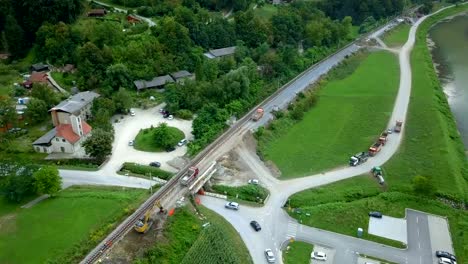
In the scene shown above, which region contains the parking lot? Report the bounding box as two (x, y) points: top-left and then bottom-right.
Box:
(368, 215), (407, 244)
(99, 105), (193, 175)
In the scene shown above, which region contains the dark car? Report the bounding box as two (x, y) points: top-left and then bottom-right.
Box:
(149, 162), (161, 167)
(163, 113), (170, 118)
(165, 146), (176, 152)
(436, 251), (456, 262)
(250, 221), (261, 231)
(369, 211), (382, 218)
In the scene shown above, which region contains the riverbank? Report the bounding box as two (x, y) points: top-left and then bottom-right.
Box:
(428, 13), (468, 150)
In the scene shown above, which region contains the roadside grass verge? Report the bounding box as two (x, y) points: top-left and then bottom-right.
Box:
(135, 206), (252, 264)
(211, 184), (269, 204)
(119, 162), (173, 180)
(0, 186), (148, 264)
(258, 51), (399, 178)
(134, 126), (184, 152)
(382, 23), (411, 47)
(283, 241), (314, 264)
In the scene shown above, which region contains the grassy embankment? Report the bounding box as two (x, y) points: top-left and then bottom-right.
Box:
(0, 186), (149, 264)
(288, 5), (468, 262)
(135, 206), (253, 264)
(211, 184), (270, 205)
(50, 72), (79, 91)
(258, 51), (399, 178)
(134, 126), (184, 152)
(382, 23), (411, 47)
(283, 241), (314, 264)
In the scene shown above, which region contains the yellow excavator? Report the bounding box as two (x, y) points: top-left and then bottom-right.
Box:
(134, 200), (164, 233)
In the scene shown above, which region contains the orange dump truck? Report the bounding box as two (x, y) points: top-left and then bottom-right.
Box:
(368, 142), (383, 156)
(379, 131), (389, 145)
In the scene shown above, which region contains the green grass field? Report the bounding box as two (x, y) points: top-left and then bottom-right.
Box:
(50, 71), (78, 91)
(136, 206), (252, 264)
(286, 5), (468, 262)
(262, 51), (399, 178)
(382, 23), (411, 47)
(134, 126), (184, 152)
(283, 241), (314, 264)
(0, 186), (148, 264)
(253, 4), (278, 20)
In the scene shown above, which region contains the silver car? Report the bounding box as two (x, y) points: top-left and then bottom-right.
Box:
(265, 249), (275, 263)
(225, 202), (239, 210)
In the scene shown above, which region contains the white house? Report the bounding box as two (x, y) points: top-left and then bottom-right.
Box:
(32, 91), (99, 154)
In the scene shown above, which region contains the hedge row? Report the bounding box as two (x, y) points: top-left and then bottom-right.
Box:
(121, 162), (173, 180)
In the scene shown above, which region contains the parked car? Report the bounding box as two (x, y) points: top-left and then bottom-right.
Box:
(248, 179), (259, 185)
(250, 220), (261, 231)
(369, 211), (383, 218)
(438, 257), (455, 264)
(387, 128), (393, 134)
(130, 109), (135, 116)
(165, 146), (176, 152)
(178, 139), (188, 146)
(311, 251), (327, 261)
(225, 202), (239, 210)
(264, 249), (275, 263)
(168, 115), (174, 120)
(149, 162), (161, 167)
(436, 251), (456, 262)
(159, 108), (165, 113)
(128, 140), (134, 146)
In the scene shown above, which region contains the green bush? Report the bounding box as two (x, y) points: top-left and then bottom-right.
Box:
(176, 109), (193, 120)
(120, 162), (173, 180)
(211, 185), (269, 203)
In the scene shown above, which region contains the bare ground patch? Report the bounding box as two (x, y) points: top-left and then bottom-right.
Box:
(0, 213), (17, 235)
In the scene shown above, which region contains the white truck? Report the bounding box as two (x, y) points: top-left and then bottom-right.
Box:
(180, 167), (199, 186)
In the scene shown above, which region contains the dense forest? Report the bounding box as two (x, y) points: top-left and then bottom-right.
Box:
(0, 0), (416, 156)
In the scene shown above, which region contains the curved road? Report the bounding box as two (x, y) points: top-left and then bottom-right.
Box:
(199, 8), (456, 264)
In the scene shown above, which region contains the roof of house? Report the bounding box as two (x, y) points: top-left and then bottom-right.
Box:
(31, 63), (49, 72)
(56, 121), (92, 144)
(134, 75), (175, 90)
(50, 91), (99, 114)
(170, 70), (193, 80)
(32, 128), (57, 145)
(204, 46), (236, 59)
(29, 72), (48, 83)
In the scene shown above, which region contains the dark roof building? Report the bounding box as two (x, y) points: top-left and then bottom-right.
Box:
(204, 46), (237, 59)
(134, 75), (175, 90)
(32, 129), (57, 146)
(170, 70), (194, 83)
(30, 63), (49, 72)
(50, 91), (100, 115)
(88, 9), (107, 17)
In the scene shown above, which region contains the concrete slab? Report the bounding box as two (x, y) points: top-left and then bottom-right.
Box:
(428, 215), (454, 264)
(368, 215), (407, 244)
(310, 245), (335, 264)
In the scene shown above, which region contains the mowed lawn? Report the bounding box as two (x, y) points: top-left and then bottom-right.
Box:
(283, 241), (314, 264)
(0, 186), (147, 264)
(383, 23), (411, 47)
(264, 51), (399, 178)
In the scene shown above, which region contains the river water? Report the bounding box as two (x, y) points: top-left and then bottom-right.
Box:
(428, 14), (468, 149)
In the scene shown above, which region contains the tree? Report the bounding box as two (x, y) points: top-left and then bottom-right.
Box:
(3, 15), (25, 57)
(0, 164), (38, 202)
(32, 165), (62, 196)
(412, 175), (436, 196)
(112, 88), (133, 113)
(0, 95), (17, 128)
(271, 10), (304, 46)
(83, 128), (113, 162)
(26, 98), (48, 124)
(153, 122), (179, 149)
(154, 17), (192, 54)
(105, 63), (132, 90)
(30, 84), (60, 108)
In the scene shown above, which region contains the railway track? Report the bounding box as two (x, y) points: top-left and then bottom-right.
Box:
(81, 18), (403, 263)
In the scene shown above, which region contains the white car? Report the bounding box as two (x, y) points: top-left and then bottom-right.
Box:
(178, 139), (188, 146)
(438, 257), (454, 264)
(129, 110), (135, 116)
(128, 140), (134, 146)
(225, 202), (239, 210)
(168, 114), (174, 120)
(248, 179), (259, 185)
(311, 251), (327, 261)
(264, 249), (275, 263)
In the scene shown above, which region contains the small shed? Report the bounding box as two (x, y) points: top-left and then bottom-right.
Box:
(30, 63), (49, 72)
(170, 70), (194, 83)
(203, 46), (237, 59)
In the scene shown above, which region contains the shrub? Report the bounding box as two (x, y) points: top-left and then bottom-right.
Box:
(121, 162), (173, 180)
(176, 109), (193, 120)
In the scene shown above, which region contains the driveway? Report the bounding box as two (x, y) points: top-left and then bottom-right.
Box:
(100, 106), (193, 176)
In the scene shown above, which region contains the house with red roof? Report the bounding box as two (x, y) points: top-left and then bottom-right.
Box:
(32, 91), (99, 154)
